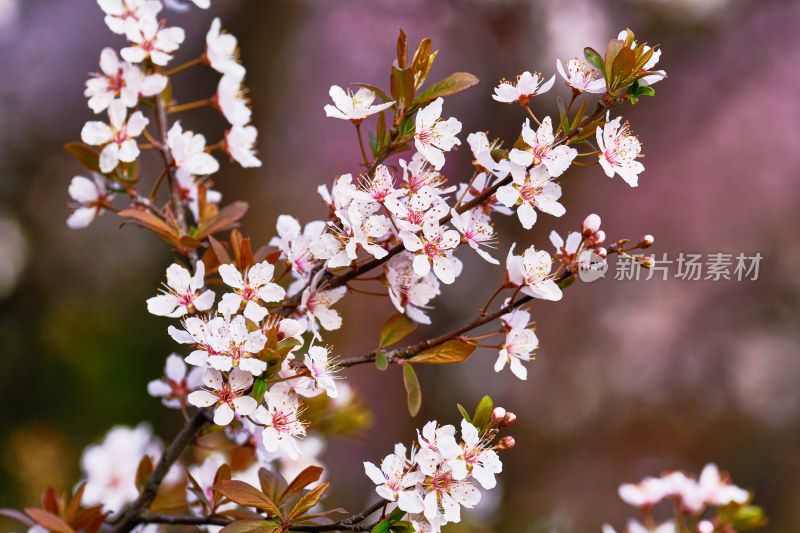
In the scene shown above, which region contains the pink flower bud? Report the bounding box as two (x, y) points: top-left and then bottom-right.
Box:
(496, 436), (516, 450)
(638, 256), (654, 269)
(503, 412), (517, 426)
(491, 407), (507, 423)
(587, 230), (606, 247)
(595, 247), (608, 259)
(639, 234), (654, 248)
(581, 214), (601, 236)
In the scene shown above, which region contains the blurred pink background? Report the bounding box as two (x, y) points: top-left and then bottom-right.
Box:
(1, 0), (799, 531)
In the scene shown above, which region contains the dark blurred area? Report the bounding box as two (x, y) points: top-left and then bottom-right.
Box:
(1, 0), (799, 531)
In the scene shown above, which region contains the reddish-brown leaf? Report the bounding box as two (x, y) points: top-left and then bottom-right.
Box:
(212, 480), (281, 518)
(288, 483), (329, 521)
(0, 508), (34, 527)
(408, 339), (476, 364)
(220, 519), (279, 533)
(25, 508), (74, 533)
(279, 466), (323, 505)
(195, 201), (249, 240)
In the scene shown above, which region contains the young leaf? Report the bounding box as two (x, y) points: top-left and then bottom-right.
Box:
(396, 29), (408, 69)
(372, 519), (391, 533)
(118, 208), (181, 247)
(456, 404), (471, 423)
(408, 339), (476, 364)
(403, 363), (422, 416)
(135, 455), (153, 491)
(279, 466), (324, 505)
(195, 201), (249, 240)
(24, 509), (74, 533)
(414, 72), (479, 107)
(288, 482), (329, 520)
(410, 38), (433, 89)
(471, 395), (494, 431)
(64, 143), (101, 173)
(387, 506), (407, 524)
(212, 480), (281, 518)
(604, 39), (625, 83)
(220, 520), (279, 533)
(252, 378), (268, 403)
(257, 468), (288, 505)
(390, 65), (416, 113)
(0, 509), (34, 527)
(390, 522), (417, 533)
(380, 313), (417, 347)
(209, 235), (233, 265)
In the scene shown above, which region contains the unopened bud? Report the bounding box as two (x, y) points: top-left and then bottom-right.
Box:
(496, 436), (516, 450)
(503, 412), (517, 426)
(639, 234), (654, 248)
(581, 214), (602, 236)
(491, 407), (507, 423)
(587, 230), (606, 247)
(595, 247), (608, 259)
(638, 256), (654, 269)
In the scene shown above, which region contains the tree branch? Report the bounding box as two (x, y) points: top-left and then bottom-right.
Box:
(111, 408), (212, 533)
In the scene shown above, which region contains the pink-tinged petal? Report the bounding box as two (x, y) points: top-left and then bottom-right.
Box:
(535, 198), (566, 217)
(213, 403), (234, 425)
(188, 390), (216, 407)
(117, 139), (140, 163)
(81, 121), (113, 146)
(539, 74), (556, 93)
(67, 208), (97, 229)
(229, 368), (254, 390)
(432, 257), (456, 285)
(147, 380), (171, 397)
(509, 357), (528, 380)
(257, 283), (286, 303)
(203, 368), (224, 389)
(516, 202), (537, 230)
(450, 482), (481, 507)
(232, 395), (257, 416)
(167, 325), (194, 344)
(364, 462), (386, 485)
(165, 354), (187, 381)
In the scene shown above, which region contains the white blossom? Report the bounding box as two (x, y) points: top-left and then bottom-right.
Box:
(206, 315), (268, 376)
(97, 0), (162, 36)
(188, 368), (257, 426)
(225, 125), (262, 168)
(147, 260), (215, 318)
(492, 71), (555, 104)
(449, 208), (499, 264)
(495, 308), (538, 380)
(385, 252), (441, 325)
(556, 59), (605, 94)
(363, 454), (424, 513)
(414, 98), (462, 170)
(121, 18), (185, 66)
(495, 165), (565, 230)
(596, 116), (644, 187)
(218, 261), (285, 323)
(67, 174), (113, 229)
(506, 243), (562, 301)
(509, 117), (577, 177)
(167, 121), (220, 176)
(400, 222), (461, 284)
(217, 74), (252, 127)
(85, 48), (167, 113)
(147, 353), (204, 408)
(81, 101), (149, 173)
(324, 86), (394, 122)
(253, 383), (306, 459)
(205, 17), (246, 79)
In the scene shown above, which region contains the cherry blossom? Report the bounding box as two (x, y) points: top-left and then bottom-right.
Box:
(597, 116), (644, 187)
(414, 98), (462, 170)
(385, 252), (441, 325)
(217, 74), (252, 127)
(363, 454), (424, 513)
(398, 153), (456, 197)
(618, 476), (670, 509)
(218, 261), (286, 322)
(467, 131), (509, 179)
(167, 121), (220, 175)
(318, 173), (358, 212)
(121, 18), (185, 66)
(420, 463), (481, 527)
(449, 208), (499, 264)
(301, 273), (347, 335)
(415, 421), (462, 476)
(147, 353), (203, 408)
(697, 463), (749, 507)
(147, 260), (215, 317)
(496, 164), (566, 229)
(550, 229), (582, 262)
(556, 59), (606, 94)
(495, 308), (538, 380)
(253, 383), (306, 459)
(225, 125), (262, 168)
(80, 423), (180, 513)
(400, 222), (461, 284)
(269, 215), (326, 295)
(206, 315), (268, 376)
(506, 243), (562, 301)
(169, 315), (229, 368)
(85, 48), (166, 113)
(492, 71), (555, 104)
(510, 117), (577, 177)
(449, 420), (503, 489)
(455, 172), (512, 218)
(205, 17), (246, 79)
(303, 345), (339, 398)
(324, 86), (394, 123)
(81, 101), (149, 173)
(188, 368), (257, 426)
(352, 164), (407, 209)
(97, 0), (162, 36)
(311, 205), (391, 267)
(67, 174), (114, 229)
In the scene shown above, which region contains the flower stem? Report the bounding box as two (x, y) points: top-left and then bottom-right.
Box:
(355, 122), (371, 168)
(169, 98), (215, 114)
(162, 56), (205, 77)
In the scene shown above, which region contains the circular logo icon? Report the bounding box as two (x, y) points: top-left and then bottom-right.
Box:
(576, 251), (608, 283)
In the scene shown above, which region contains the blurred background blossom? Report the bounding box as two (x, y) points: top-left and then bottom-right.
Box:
(1, 0), (799, 531)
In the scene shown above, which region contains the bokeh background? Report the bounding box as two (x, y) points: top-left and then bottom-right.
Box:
(1, 0), (799, 531)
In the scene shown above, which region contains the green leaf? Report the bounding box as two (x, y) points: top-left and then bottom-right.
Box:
(368, 129), (378, 157)
(252, 379), (268, 403)
(387, 507), (407, 524)
(276, 338), (302, 357)
(212, 480), (281, 518)
(390, 522), (417, 533)
(414, 72), (479, 107)
(64, 143), (101, 173)
(380, 313), (417, 347)
(731, 505), (768, 530)
(403, 363), (422, 417)
(408, 339), (476, 364)
(376, 110), (388, 153)
(557, 275), (576, 290)
(375, 349), (388, 371)
(583, 47), (605, 77)
(456, 403), (471, 423)
(471, 395), (494, 431)
(372, 519), (391, 533)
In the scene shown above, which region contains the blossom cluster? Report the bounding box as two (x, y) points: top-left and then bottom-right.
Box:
(68, 0), (261, 229)
(604, 464), (757, 533)
(364, 407), (515, 532)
